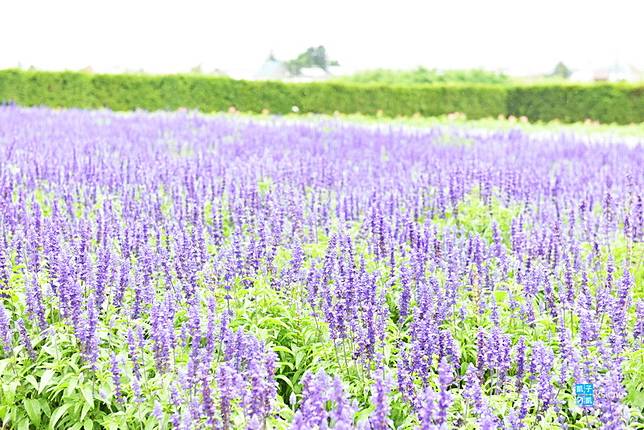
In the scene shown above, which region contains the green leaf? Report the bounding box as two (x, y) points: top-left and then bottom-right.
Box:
(295, 350), (308, 368)
(23, 398), (41, 427)
(3, 380), (20, 405)
(626, 387), (644, 410)
(80, 385), (94, 408)
(272, 345), (294, 355)
(40, 398), (52, 417)
(49, 403), (72, 430)
(145, 419), (157, 430)
(277, 361), (295, 371)
(63, 374), (79, 397)
(275, 374), (294, 391)
(0, 358), (10, 375)
(493, 290), (508, 304)
(83, 418), (94, 430)
(18, 417), (30, 430)
(80, 402), (92, 422)
(25, 375), (39, 391)
(39, 369), (56, 394)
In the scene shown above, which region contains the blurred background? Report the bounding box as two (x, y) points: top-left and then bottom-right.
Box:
(2, 0), (642, 83)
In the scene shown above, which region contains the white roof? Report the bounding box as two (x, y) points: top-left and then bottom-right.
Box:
(298, 67), (330, 78)
(255, 59), (289, 80)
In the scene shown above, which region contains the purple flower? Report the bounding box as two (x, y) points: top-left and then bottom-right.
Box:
(217, 363), (241, 430)
(516, 386), (530, 422)
(479, 409), (499, 430)
(514, 336), (526, 391)
(634, 300), (644, 342)
(1, 101), (643, 430)
(131, 375), (142, 403)
(94, 247), (110, 311)
(26, 276), (47, 330)
(127, 328), (141, 377)
(0, 303), (12, 354)
(329, 376), (356, 428)
(111, 353), (123, 403)
(17, 318), (36, 360)
(597, 366), (626, 430)
(398, 265), (411, 322)
(153, 401), (164, 423)
(243, 345), (277, 424)
(436, 358), (453, 426)
(82, 294), (99, 367)
(463, 364), (485, 415)
(292, 370), (330, 428)
(200, 352), (216, 427)
(369, 371), (391, 430)
(531, 343), (555, 413)
(113, 259), (129, 308)
(418, 386), (438, 430)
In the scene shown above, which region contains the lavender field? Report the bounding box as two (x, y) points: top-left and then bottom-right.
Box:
(0, 105), (642, 429)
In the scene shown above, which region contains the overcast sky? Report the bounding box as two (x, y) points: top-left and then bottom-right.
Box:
(1, 0), (642, 78)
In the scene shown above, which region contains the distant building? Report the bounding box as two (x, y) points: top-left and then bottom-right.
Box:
(570, 62), (641, 83)
(593, 63), (640, 82)
(255, 54), (290, 80)
(285, 66), (332, 82)
(209, 68), (228, 76)
(569, 69), (594, 82)
(255, 53), (343, 82)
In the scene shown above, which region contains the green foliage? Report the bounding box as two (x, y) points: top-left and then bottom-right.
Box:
(432, 190), (521, 243)
(550, 62), (572, 79)
(623, 349), (644, 410)
(0, 69), (643, 123)
(285, 46), (339, 75)
(506, 83), (644, 124)
(336, 67), (511, 85)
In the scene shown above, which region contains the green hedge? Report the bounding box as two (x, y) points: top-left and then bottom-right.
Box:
(506, 84), (644, 124)
(0, 69), (642, 123)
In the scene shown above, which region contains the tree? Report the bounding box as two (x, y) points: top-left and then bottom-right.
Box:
(286, 46), (339, 75)
(550, 62), (572, 79)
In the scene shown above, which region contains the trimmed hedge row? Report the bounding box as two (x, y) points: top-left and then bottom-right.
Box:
(506, 84), (644, 124)
(0, 69), (642, 123)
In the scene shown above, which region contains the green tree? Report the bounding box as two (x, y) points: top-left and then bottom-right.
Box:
(286, 46), (339, 75)
(550, 62), (572, 79)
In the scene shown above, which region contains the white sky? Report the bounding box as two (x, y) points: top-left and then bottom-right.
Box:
(1, 0), (643, 78)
